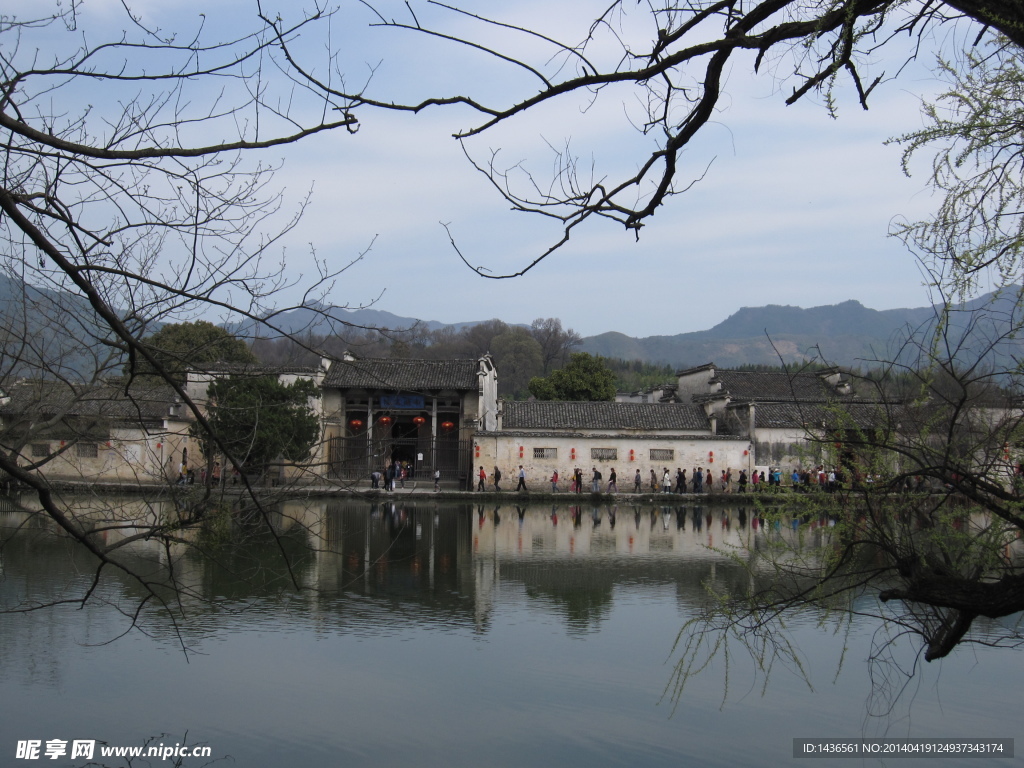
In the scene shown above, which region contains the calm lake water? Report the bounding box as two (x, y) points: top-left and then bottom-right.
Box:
(0, 497), (1020, 767)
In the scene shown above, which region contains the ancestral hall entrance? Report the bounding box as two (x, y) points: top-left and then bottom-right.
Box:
(327, 398), (468, 483)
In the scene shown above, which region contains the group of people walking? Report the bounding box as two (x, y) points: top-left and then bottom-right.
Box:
(476, 465), (745, 494)
(373, 459), (444, 491)
(474, 465), (621, 494)
(377, 463), (846, 494)
(372, 460), (416, 491)
(178, 459), (225, 486)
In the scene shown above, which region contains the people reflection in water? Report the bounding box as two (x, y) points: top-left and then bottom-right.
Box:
(591, 507), (601, 526)
(516, 505), (526, 523)
(676, 508), (686, 530)
(493, 506), (501, 526)
(693, 508), (703, 531)
(608, 505), (617, 529)
(738, 507), (747, 529)
(550, 505), (558, 526)
(387, 504), (408, 538)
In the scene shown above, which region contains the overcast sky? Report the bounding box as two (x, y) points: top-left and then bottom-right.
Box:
(273, 0), (969, 338)
(23, 0), (989, 338)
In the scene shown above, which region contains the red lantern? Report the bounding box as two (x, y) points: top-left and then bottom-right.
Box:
(743, 450), (748, 456)
(629, 449), (635, 462)
(570, 448), (576, 460)
(440, 420), (455, 432)
(475, 444), (480, 458)
(349, 418), (364, 430)
(412, 416), (426, 427)
(519, 446), (524, 459)
(378, 416), (393, 426)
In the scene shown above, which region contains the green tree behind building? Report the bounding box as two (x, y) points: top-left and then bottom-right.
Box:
(528, 352), (617, 401)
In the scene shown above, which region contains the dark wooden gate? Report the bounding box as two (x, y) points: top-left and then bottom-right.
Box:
(327, 436), (473, 485)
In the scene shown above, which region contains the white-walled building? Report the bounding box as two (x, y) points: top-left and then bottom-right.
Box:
(7, 357), (899, 489)
(0, 380), (194, 484)
(673, 364), (888, 472)
(474, 400), (750, 491)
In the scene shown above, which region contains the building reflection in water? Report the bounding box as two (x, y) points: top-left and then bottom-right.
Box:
(11, 496), (1007, 640)
(294, 499), (845, 635)
(2, 495), (1020, 668)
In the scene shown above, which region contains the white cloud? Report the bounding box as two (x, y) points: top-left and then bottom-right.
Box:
(14, 0), (978, 339)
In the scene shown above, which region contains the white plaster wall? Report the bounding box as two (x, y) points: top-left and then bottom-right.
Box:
(753, 426), (825, 471)
(472, 433), (749, 491)
(23, 421), (190, 484)
(675, 367), (715, 402)
(184, 371), (212, 405)
(477, 356), (499, 431)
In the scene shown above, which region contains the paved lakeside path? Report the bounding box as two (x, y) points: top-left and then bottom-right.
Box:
(24, 479), (826, 506)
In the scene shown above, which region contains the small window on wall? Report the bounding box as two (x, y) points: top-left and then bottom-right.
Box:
(30, 443), (49, 458)
(77, 442), (99, 458)
(533, 447), (557, 459)
(591, 448), (617, 461)
(650, 448), (674, 461)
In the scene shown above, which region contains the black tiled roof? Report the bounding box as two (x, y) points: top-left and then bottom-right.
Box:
(0, 381), (184, 423)
(191, 363), (320, 376)
(712, 370), (838, 401)
(739, 401), (897, 429)
(503, 401), (709, 431)
(675, 362), (717, 376)
(324, 358), (480, 391)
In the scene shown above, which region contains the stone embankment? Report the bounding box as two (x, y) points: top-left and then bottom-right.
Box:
(23, 479), (824, 505)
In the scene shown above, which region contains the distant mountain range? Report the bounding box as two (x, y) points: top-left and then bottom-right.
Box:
(230, 303), (499, 338)
(4, 271), (1022, 375)
(251, 289), (1024, 370)
(580, 299), (934, 368)
(595, 289), (1023, 369)
(0, 273), (118, 378)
